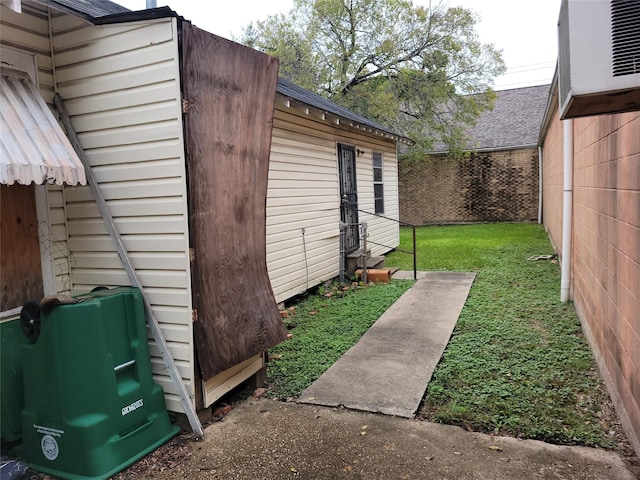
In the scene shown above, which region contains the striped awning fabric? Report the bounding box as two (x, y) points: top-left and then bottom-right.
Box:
(1, 68), (86, 186)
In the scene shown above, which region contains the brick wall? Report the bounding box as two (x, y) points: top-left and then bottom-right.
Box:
(540, 109), (565, 254)
(542, 110), (640, 456)
(399, 148), (539, 225)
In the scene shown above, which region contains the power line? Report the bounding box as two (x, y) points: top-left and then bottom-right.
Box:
(504, 65), (556, 75)
(505, 60), (556, 70)
(493, 78), (553, 89)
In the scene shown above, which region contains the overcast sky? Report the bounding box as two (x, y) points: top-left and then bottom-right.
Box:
(114, 0), (560, 90)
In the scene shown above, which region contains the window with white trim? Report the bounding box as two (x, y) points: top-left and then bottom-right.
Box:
(373, 152), (384, 214)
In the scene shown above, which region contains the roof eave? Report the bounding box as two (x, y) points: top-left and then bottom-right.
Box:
(91, 6), (182, 25)
(429, 143), (540, 155)
(275, 91), (413, 145)
(538, 65), (559, 145)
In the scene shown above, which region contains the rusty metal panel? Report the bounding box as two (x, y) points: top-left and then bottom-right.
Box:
(181, 23), (286, 379)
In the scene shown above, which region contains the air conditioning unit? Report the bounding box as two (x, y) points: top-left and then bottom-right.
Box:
(558, 0), (640, 119)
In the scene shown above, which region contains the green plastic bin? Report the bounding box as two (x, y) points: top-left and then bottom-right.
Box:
(20, 287), (179, 479)
(1, 317), (29, 444)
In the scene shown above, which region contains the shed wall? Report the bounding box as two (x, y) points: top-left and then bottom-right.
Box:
(0, 2), (74, 296)
(268, 107), (399, 303)
(50, 16), (193, 413)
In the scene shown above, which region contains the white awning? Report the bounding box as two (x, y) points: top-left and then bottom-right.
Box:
(0, 68), (86, 186)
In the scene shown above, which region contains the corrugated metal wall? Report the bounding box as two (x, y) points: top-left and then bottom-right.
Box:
(50, 15), (193, 413)
(268, 107), (399, 303)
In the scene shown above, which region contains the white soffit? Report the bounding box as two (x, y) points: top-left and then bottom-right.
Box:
(0, 68), (86, 186)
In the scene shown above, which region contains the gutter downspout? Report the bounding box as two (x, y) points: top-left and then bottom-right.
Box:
(538, 145), (543, 223)
(560, 119), (573, 302)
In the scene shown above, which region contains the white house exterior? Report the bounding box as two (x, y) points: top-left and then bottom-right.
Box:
(1, 0), (408, 417)
(268, 79), (406, 303)
(1, 2), (194, 413)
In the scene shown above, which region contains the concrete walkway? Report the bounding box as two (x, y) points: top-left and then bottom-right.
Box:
(298, 271), (476, 417)
(119, 271), (637, 480)
(140, 398), (636, 480)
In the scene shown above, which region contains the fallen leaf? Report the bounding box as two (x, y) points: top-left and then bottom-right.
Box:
(359, 431), (366, 436)
(270, 354), (283, 360)
(489, 446), (503, 452)
(287, 333), (294, 339)
(453, 451), (462, 455)
(252, 388), (267, 398)
(323, 292), (334, 298)
(309, 310), (318, 315)
(361, 425), (368, 430)
(212, 405), (232, 417)
(290, 467), (298, 473)
(344, 466), (353, 473)
(288, 306), (296, 312)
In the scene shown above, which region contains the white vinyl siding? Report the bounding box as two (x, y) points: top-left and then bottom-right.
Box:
(267, 106), (400, 303)
(50, 16), (193, 412)
(0, 2), (59, 103)
(267, 111), (341, 303)
(0, 2), (75, 294)
(355, 147), (399, 258)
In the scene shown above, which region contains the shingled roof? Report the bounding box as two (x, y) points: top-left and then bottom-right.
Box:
(38, 0), (129, 19)
(432, 84), (550, 153)
(276, 77), (411, 144)
(39, 2), (408, 144)
(277, 78), (412, 143)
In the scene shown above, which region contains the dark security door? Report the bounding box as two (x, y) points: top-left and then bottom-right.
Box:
(338, 143), (360, 252)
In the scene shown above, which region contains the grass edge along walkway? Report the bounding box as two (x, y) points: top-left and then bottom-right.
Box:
(386, 223), (628, 452)
(266, 280), (414, 400)
(266, 223), (631, 457)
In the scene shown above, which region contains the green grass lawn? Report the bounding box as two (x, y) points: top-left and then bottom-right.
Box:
(385, 222), (546, 271)
(266, 280), (414, 399)
(266, 223), (625, 451)
(387, 223), (620, 449)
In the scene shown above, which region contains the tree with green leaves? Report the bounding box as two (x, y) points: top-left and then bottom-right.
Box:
(241, 0), (506, 157)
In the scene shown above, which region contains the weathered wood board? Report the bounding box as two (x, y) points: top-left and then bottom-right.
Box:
(1, 184), (43, 310)
(182, 24), (287, 379)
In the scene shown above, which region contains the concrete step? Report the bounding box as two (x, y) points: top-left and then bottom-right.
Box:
(347, 247), (371, 260)
(346, 251), (385, 276)
(368, 255), (385, 269)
